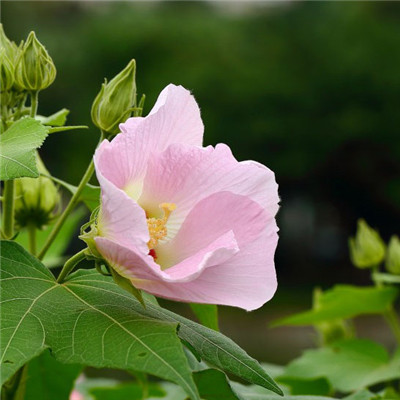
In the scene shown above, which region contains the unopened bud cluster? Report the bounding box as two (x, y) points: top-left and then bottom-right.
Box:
(1, 25), (56, 128)
(1, 26), (55, 95)
(349, 219), (400, 276)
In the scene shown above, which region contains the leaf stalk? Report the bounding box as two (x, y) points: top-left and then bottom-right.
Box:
(57, 248), (88, 283)
(38, 130), (106, 260)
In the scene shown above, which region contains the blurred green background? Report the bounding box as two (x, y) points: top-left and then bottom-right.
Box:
(3, 1), (400, 363)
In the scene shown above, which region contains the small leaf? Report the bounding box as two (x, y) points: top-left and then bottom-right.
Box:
(193, 369), (241, 400)
(0, 118), (48, 180)
(25, 350), (82, 400)
(273, 285), (399, 326)
(281, 339), (400, 393)
(231, 382), (335, 400)
(36, 109), (70, 126)
(190, 303), (219, 331)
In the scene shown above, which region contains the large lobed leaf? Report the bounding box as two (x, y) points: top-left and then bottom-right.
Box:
(0, 241), (199, 400)
(0, 118), (48, 180)
(273, 285), (399, 326)
(67, 271), (282, 394)
(0, 241), (282, 397)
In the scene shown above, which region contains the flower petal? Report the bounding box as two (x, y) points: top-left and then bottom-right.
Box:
(120, 84), (204, 148)
(136, 226), (278, 311)
(156, 191), (270, 267)
(95, 166), (149, 254)
(139, 143), (279, 238)
(94, 84), (204, 199)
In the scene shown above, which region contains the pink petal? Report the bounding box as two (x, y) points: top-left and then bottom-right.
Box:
(156, 191), (270, 267)
(95, 232), (237, 284)
(136, 226), (278, 311)
(120, 84), (204, 148)
(94, 85), (204, 199)
(139, 143), (279, 238)
(96, 168), (149, 254)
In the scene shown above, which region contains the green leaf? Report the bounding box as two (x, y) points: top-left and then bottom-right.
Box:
(277, 377), (331, 396)
(36, 109), (70, 126)
(189, 303), (219, 331)
(343, 390), (381, 400)
(0, 118), (48, 180)
(49, 174), (100, 211)
(0, 241), (199, 400)
(193, 369), (241, 400)
(273, 285), (399, 326)
(149, 382), (186, 400)
(24, 350), (82, 400)
(90, 382), (164, 400)
(231, 382), (335, 400)
(65, 273), (282, 395)
(15, 208), (86, 268)
(281, 339), (400, 393)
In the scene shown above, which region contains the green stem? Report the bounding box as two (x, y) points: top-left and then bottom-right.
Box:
(27, 222), (37, 256)
(37, 131), (106, 260)
(383, 305), (400, 345)
(57, 248), (88, 283)
(29, 91), (38, 118)
(2, 180), (15, 239)
(371, 266), (400, 345)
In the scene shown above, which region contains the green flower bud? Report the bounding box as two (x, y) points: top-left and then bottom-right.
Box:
(14, 31), (56, 92)
(14, 157), (59, 229)
(349, 219), (386, 269)
(0, 50), (14, 92)
(0, 24), (15, 58)
(91, 59), (136, 136)
(386, 235), (400, 275)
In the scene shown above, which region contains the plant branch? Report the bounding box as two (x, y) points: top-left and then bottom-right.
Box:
(383, 305), (400, 345)
(2, 180), (15, 239)
(27, 222), (37, 256)
(57, 248), (88, 283)
(37, 131), (106, 260)
(30, 91), (39, 118)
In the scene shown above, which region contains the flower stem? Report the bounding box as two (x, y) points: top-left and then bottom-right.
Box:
(57, 248), (88, 283)
(27, 222), (37, 256)
(2, 180), (15, 239)
(37, 131), (106, 260)
(383, 305), (400, 345)
(30, 91), (39, 118)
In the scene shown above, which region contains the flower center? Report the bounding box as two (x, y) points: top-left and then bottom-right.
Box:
(147, 203), (176, 250)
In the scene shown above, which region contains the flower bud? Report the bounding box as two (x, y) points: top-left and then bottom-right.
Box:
(349, 219), (386, 269)
(14, 31), (56, 92)
(386, 235), (400, 275)
(14, 157), (60, 229)
(0, 24), (14, 58)
(91, 59), (136, 135)
(0, 50), (14, 92)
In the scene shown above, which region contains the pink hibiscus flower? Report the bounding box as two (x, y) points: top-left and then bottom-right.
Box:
(93, 84), (279, 311)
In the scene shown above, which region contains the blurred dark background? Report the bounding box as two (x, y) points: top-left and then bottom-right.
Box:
(3, 1), (400, 363)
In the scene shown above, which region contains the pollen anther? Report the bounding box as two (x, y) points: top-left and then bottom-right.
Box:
(147, 203), (176, 249)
